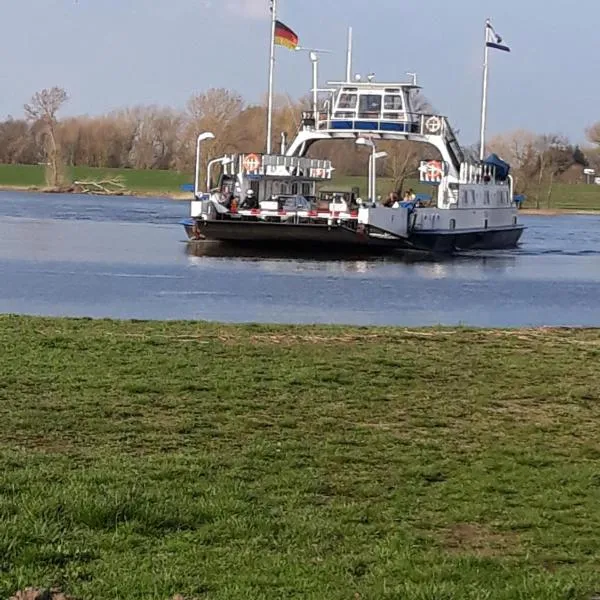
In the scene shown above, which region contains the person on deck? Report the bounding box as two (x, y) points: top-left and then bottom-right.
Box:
(382, 192), (398, 208)
(240, 189), (258, 210)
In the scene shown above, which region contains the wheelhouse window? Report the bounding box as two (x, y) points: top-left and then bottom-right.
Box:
(358, 94), (382, 119)
(383, 94), (404, 120)
(334, 93), (357, 119)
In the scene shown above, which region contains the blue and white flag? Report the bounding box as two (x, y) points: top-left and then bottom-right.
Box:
(486, 20), (510, 52)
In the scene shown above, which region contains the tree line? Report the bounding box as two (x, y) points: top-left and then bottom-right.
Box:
(1, 86), (599, 204)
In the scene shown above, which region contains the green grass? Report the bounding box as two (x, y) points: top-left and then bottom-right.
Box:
(0, 164), (190, 194)
(526, 183), (600, 211)
(1, 316), (600, 599)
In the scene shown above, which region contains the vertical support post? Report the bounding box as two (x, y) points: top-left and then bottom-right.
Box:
(345, 26), (353, 82)
(280, 132), (287, 154)
(194, 136), (201, 198)
(367, 151), (372, 201)
(311, 53), (319, 124)
(266, 0), (278, 155)
(479, 19), (490, 162)
(371, 147), (377, 202)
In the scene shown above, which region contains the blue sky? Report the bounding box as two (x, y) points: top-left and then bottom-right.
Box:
(1, 0), (597, 145)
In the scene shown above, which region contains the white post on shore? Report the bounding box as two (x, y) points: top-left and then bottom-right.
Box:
(479, 19), (490, 162)
(266, 0), (278, 155)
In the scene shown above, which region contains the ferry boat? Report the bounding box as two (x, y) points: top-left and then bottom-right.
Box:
(183, 31), (524, 253)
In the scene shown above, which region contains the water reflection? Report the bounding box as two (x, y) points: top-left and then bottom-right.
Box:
(185, 240), (518, 278)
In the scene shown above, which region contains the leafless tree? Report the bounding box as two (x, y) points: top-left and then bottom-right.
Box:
(24, 87), (69, 188)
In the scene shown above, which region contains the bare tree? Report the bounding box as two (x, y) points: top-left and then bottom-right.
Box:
(380, 140), (420, 194)
(24, 87), (69, 188)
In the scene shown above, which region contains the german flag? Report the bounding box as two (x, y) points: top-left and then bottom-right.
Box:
(274, 20), (299, 50)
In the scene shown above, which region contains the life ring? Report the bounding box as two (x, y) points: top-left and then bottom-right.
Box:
(243, 153), (261, 172)
(425, 116), (442, 135)
(420, 160), (444, 183)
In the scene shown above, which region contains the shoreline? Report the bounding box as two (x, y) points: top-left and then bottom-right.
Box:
(519, 208), (600, 216)
(0, 184), (598, 213)
(0, 184), (190, 201)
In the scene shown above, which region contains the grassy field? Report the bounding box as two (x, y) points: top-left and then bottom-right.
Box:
(1, 163), (600, 210)
(0, 164), (190, 194)
(1, 316), (600, 599)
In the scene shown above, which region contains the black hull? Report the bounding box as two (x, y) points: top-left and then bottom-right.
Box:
(409, 227), (525, 252)
(183, 219), (525, 254)
(185, 220), (402, 249)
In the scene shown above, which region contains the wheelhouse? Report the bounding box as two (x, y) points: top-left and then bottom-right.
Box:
(323, 82), (421, 133)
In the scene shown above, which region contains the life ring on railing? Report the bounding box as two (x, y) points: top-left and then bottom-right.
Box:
(424, 116), (442, 135)
(243, 153), (261, 172)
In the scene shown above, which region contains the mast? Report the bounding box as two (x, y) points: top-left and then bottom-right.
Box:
(345, 26), (353, 82)
(479, 19), (490, 161)
(266, 0), (278, 154)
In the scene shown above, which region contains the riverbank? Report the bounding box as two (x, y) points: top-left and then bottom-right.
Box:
(520, 208), (600, 215)
(1, 316), (600, 599)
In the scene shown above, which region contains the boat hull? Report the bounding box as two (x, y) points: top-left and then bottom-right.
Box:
(183, 219), (524, 253)
(183, 219), (402, 249)
(409, 226), (525, 252)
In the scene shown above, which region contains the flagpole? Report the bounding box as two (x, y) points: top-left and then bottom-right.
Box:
(266, 0), (278, 155)
(479, 19), (490, 162)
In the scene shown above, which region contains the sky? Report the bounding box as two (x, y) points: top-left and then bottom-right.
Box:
(0, 0), (598, 146)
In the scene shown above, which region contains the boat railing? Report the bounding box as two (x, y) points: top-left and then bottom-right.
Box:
(302, 111), (454, 138)
(458, 162), (510, 185)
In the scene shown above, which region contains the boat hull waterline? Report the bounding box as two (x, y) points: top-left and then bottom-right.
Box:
(183, 219), (525, 253)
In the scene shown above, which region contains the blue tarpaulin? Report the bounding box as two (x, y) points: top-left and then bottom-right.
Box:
(484, 154), (510, 180)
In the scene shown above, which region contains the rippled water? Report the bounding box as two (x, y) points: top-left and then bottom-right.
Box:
(0, 190), (599, 326)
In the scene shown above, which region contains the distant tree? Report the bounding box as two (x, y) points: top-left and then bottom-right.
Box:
(24, 87), (69, 188)
(572, 145), (588, 167)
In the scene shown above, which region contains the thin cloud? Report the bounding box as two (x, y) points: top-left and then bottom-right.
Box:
(226, 0), (268, 19)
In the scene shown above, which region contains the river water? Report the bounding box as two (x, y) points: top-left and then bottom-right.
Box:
(0, 190), (599, 327)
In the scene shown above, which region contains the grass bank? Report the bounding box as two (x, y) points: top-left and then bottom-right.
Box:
(0, 164), (190, 198)
(1, 316), (600, 599)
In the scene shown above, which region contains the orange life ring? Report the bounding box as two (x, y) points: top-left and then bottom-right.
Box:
(243, 153), (261, 172)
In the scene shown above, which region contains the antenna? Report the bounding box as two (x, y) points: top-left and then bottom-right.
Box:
(367, 73), (375, 83)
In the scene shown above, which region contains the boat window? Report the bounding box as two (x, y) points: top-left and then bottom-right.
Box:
(280, 183), (289, 195)
(272, 181), (280, 196)
(384, 94), (404, 111)
(484, 191), (490, 204)
(302, 183), (311, 196)
(291, 182), (299, 195)
(334, 93), (357, 119)
(358, 94), (382, 118)
(384, 88), (401, 94)
(461, 190), (468, 205)
(338, 94), (358, 109)
(513, 216), (517, 225)
(470, 190), (476, 204)
(449, 219), (456, 230)
(484, 219), (489, 229)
